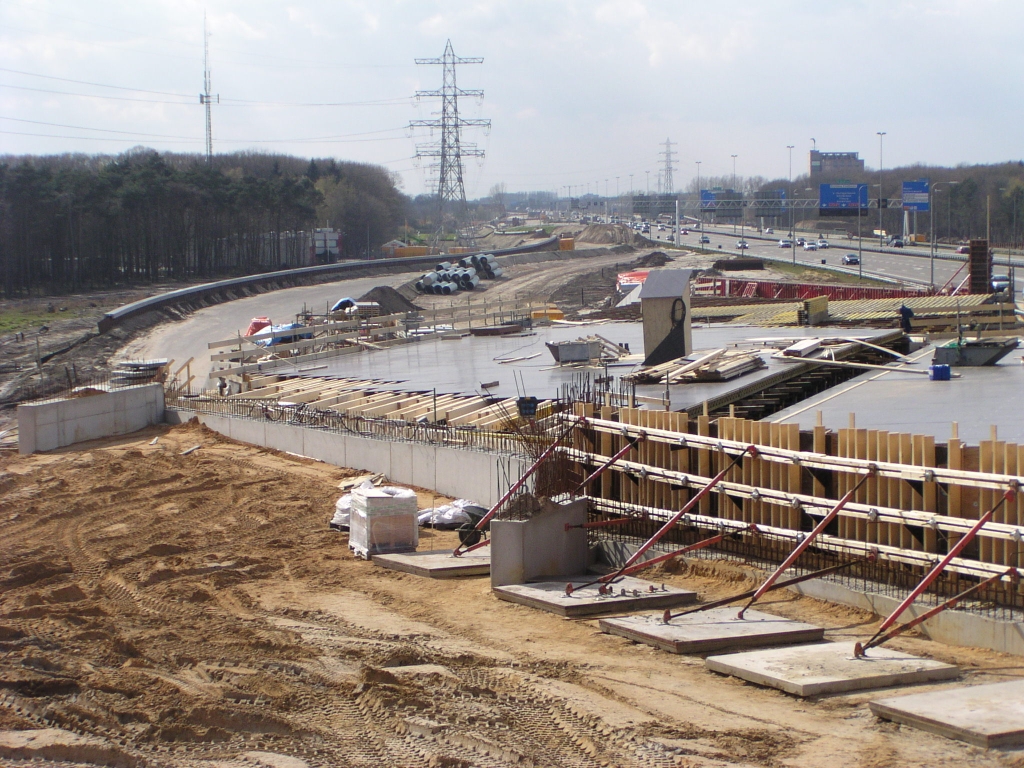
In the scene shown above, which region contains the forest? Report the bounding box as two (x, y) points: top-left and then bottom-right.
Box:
(0, 149), (408, 297)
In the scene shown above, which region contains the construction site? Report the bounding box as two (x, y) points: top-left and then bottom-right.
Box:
(5, 222), (1024, 768)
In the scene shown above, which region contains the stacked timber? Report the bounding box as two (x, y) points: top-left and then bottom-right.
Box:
(628, 348), (766, 384)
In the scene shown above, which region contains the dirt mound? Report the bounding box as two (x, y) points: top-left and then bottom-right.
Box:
(634, 251), (673, 268)
(357, 285), (421, 314)
(575, 224), (635, 245)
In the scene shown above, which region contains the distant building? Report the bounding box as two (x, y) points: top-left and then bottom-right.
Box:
(809, 151), (864, 177)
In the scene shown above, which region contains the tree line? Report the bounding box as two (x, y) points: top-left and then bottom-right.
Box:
(0, 149), (409, 297)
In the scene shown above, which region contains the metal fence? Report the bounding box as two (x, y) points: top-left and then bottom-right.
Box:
(165, 389), (547, 459)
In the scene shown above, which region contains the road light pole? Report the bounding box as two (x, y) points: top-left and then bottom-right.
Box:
(646, 170), (650, 195)
(731, 154), (738, 234)
(786, 145), (795, 265)
(877, 131), (886, 246)
(695, 161), (702, 240)
(930, 181), (959, 288)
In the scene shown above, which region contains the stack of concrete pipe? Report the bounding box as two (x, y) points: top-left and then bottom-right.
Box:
(414, 253), (503, 294)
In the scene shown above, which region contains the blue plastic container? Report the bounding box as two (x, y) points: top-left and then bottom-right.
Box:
(929, 364), (951, 381)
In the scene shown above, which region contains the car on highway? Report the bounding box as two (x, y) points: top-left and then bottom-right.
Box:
(764, 227), (774, 235)
(779, 239), (793, 248)
(817, 239), (830, 249)
(796, 237), (806, 246)
(698, 235), (710, 244)
(842, 254), (860, 265)
(680, 229), (689, 235)
(803, 242), (818, 251)
(736, 240), (749, 249)
(992, 274), (1011, 292)
(956, 245), (970, 254)
(889, 238), (904, 248)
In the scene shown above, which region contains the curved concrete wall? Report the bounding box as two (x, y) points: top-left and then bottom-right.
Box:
(98, 237), (560, 332)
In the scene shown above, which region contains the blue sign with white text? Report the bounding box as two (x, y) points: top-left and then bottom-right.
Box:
(902, 179), (930, 212)
(819, 184), (868, 209)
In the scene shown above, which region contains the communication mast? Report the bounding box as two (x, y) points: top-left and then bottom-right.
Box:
(660, 138), (677, 195)
(199, 14), (219, 164)
(410, 40), (490, 235)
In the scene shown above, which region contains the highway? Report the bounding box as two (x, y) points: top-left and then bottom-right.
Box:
(649, 221), (1022, 293)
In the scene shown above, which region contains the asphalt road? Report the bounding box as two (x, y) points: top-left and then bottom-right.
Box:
(649, 223), (966, 288)
(122, 270), (420, 385)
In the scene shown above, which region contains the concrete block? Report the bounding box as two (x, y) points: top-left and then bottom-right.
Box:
(302, 429), (344, 466)
(410, 444), (436, 493)
(266, 422), (305, 456)
(33, 402), (60, 427)
(16, 404), (37, 455)
(490, 498), (588, 587)
(389, 442), (415, 487)
(705, 642), (959, 697)
(600, 608), (825, 655)
(227, 417), (267, 448)
(34, 422), (59, 453)
(345, 435), (393, 475)
(435, 448), (493, 503)
(870, 679), (1024, 748)
(494, 576), (697, 617)
(373, 549), (490, 578)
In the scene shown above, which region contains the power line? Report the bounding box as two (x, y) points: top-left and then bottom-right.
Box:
(0, 116), (199, 139)
(0, 66), (194, 97)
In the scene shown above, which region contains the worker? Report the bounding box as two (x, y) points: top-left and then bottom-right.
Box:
(898, 304), (915, 334)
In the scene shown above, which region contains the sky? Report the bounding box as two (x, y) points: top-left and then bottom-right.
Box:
(1, 0), (1022, 198)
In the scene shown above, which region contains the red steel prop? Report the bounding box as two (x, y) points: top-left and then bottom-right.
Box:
(856, 568), (1016, 655)
(565, 445), (758, 596)
(663, 556), (872, 623)
(855, 488), (1016, 656)
(572, 435), (645, 495)
(737, 469), (875, 619)
(612, 524), (757, 579)
(453, 419), (580, 557)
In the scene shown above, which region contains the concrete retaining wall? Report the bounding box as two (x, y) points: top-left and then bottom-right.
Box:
(165, 410), (527, 506)
(18, 384), (165, 455)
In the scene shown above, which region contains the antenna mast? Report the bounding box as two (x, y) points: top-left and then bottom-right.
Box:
(410, 40), (490, 238)
(199, 14), (219, 164)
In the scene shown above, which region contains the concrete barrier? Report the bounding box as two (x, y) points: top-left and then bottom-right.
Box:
(165, 409), (528, 507)
(18, 384), (165, 454)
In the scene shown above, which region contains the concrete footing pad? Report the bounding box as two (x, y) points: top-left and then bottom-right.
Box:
(871, 680), (1024, 748)
(599, 608), (825, 654)
(493, 575), (697, 617)
(705, 642), (958, 697)
(372, 549), (490, 578)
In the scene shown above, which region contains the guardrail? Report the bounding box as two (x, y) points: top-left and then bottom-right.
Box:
(98, 236), (560, 333)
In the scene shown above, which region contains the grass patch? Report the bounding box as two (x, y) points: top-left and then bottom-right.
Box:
(0, 307), (83, 334)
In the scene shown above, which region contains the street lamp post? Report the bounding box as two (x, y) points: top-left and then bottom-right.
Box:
(786, 145), (795, 263)
(877, 131), (886, 246)
(731, 154), (738, 233)
(695, 161), (702, 240)
(930, 181), (959, 288)
(646, 170), (650, 195)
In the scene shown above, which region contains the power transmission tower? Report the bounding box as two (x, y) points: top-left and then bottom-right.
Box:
(199, 14), (219, 164)
(660, 138), (677, 195)
(410, 40), (490, 239)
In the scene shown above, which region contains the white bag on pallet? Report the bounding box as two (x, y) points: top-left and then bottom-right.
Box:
(349, 486), (418, 558)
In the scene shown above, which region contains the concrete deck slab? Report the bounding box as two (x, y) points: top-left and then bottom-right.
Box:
(599, 607), (824, 654)
(372, 549), (490, 578)
(705, 642), (958, 697)
(492, 575), (697, 617)
(870, 680), (1024, 748)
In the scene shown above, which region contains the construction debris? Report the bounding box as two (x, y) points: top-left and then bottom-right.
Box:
(545, 334), (630, 365)
(628, 348), (766, 384)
